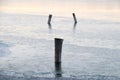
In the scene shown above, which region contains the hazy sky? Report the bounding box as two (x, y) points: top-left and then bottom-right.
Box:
(0, 0), (120, 21)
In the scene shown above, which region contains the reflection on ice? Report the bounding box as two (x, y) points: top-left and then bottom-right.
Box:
(0, 42), (10, 57)
(48, 23), (52, 30)
(73, 23), (77, 30)
(55, 62), (62, 78)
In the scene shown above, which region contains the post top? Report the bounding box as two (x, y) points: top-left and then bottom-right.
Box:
(55, 38), (63, 40)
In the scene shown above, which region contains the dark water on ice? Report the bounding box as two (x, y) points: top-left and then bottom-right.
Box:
(0, 13), (120, 79)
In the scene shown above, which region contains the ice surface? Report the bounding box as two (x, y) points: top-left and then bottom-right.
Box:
(0, 13), (120, 79)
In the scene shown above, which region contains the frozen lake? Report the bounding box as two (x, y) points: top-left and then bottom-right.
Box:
(0, 13), (120, 79)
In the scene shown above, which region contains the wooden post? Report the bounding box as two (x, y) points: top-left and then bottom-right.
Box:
(48, 14), (52, 24)
(54, 38), (63, 77)
(72, 13), (77, 24)
(55, 38), (63, 63)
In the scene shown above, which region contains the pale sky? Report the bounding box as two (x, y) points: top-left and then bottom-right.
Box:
(0, 0), (120, 21)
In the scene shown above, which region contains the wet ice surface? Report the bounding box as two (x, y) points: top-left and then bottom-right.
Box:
(0, 13), (120, 79)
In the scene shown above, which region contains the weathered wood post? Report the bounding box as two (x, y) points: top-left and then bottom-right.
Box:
(55, 38), (63, 63)
(48, 14), (52, 24)
(54, 38), (63, 77)
(72, 13), (77, 24)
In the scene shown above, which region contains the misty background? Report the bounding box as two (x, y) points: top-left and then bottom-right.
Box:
(0, 0), (120, 21)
